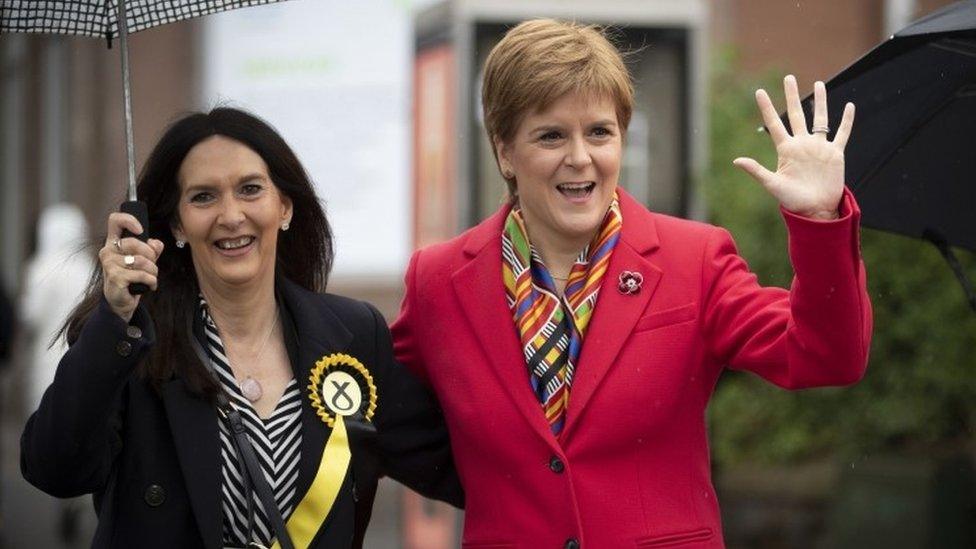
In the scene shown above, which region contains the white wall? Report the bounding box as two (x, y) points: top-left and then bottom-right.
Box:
(200, 0), (436, 278)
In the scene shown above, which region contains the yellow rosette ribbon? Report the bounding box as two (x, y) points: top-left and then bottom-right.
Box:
(271, 353), (377, 549)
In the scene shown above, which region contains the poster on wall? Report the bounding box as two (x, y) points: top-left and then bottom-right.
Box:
(413, 44), (457, 250)
(199, 0), (415, 278)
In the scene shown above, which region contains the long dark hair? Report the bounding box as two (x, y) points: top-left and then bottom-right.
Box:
(62, 107), (334, 397)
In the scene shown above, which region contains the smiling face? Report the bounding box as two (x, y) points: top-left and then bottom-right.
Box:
(173, 135), (292, 292)
(496, 92), (622, 253)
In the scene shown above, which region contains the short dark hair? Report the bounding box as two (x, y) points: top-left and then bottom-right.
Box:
(63, 107), (334, 396)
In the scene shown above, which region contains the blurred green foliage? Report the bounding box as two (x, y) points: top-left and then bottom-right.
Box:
(704, 53), (976, 466)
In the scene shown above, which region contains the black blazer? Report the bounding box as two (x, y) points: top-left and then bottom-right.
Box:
(21, 278), (462, 548)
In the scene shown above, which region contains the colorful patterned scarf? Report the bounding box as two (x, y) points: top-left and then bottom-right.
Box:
(502, 195), (622, 435)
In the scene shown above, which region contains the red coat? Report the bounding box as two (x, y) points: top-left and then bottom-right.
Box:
(392, 189), (871, 548)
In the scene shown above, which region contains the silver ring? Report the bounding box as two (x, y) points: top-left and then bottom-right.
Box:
(811, 125), (830, 134)
(123, 255), (136, 269)
(113, 239), (122, 252)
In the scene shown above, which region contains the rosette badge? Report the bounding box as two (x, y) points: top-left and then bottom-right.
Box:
(276, 353), (378, 548)
(308, 353), (378, 427)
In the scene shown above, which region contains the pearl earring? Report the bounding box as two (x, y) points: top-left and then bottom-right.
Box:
(282, 222), (290, 231)
(176, 239), (186, 249)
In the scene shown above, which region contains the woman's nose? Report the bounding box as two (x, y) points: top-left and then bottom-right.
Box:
(217, 198), (246, 228)
(564, 136), (593, 169)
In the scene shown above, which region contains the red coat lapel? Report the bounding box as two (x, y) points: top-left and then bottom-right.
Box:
(451, 190), (662, 445)
(562, 190), (662, 440)
(451, 206), (561, 450)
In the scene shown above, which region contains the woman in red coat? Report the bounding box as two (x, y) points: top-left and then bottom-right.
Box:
(392, 19), (871, 548)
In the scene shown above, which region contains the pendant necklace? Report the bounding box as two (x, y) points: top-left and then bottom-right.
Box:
(238, 310), (278, 403)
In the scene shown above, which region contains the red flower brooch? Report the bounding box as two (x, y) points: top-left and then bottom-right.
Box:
(617, 271), (643, 295)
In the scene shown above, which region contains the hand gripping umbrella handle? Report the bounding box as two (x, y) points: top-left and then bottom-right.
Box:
(120, 200), (150, 296)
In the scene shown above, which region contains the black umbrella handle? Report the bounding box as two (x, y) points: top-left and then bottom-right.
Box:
(120, 200), (150, 296)
(925, 230), (976, 313)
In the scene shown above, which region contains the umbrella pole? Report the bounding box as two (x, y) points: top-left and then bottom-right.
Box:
(115, 0), (150, 296)
(117, 0), (137, 201)
(925, 230), (976, 313)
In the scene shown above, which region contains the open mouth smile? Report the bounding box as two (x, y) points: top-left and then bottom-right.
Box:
(213, 236), (255, 256)
(556, 181), (596, 200)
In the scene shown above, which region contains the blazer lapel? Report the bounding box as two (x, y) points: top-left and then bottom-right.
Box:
(562, 191), (662, 440)
(451, 209), (561, 450)
(277, 279), (353, 506)
(161, 280), (352, 549)
(162, 378), (221, 549)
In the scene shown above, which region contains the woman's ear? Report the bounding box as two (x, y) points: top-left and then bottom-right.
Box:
(170, 221), (185, 243)
(494, 136), (514, 179)
(280, 194), (293, 228)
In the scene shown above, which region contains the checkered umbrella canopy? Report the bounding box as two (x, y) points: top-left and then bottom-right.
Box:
(1, 1), (283, 40)
(1, 0), (288, 200)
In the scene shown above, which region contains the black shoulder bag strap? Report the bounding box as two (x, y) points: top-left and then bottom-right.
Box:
(217, 394), (295, 549)
(190, 304), (296, 549)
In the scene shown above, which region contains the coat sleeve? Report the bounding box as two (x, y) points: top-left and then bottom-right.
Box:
(20, 299), (153, 497)
(702, 188), (873, 389)
(390, 249), (427, 383)
(368, 300), (464, 508)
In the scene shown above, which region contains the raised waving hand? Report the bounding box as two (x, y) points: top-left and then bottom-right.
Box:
(734, 74), (855, 220)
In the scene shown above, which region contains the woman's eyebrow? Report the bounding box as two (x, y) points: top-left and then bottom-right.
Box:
(182, 182), (216, 194)
(530, 125), (564, 134)
(237, 173), (267, 184)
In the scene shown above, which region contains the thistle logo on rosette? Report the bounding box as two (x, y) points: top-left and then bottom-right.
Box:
(308, 353), (377, 427)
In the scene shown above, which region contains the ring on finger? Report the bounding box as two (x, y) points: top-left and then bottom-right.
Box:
(123, 254), (136, 269)
(113, 239), (122, 252)
(811, 125), (830, 134)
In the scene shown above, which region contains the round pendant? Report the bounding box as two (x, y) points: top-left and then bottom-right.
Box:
(240, 377), (263, 402)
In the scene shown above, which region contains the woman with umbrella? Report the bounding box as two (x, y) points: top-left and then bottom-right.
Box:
(21, 107), (462, 549)
(391, 19), (871, 547)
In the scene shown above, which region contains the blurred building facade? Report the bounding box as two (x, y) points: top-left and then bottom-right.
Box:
(1, 23), (199, 298)
(0, 0), (955, 305)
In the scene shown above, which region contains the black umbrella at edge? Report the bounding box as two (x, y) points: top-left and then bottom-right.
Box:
(779, 1), (976, 311)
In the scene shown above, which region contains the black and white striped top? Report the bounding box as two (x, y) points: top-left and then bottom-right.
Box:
(200, 303), (303, 548)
